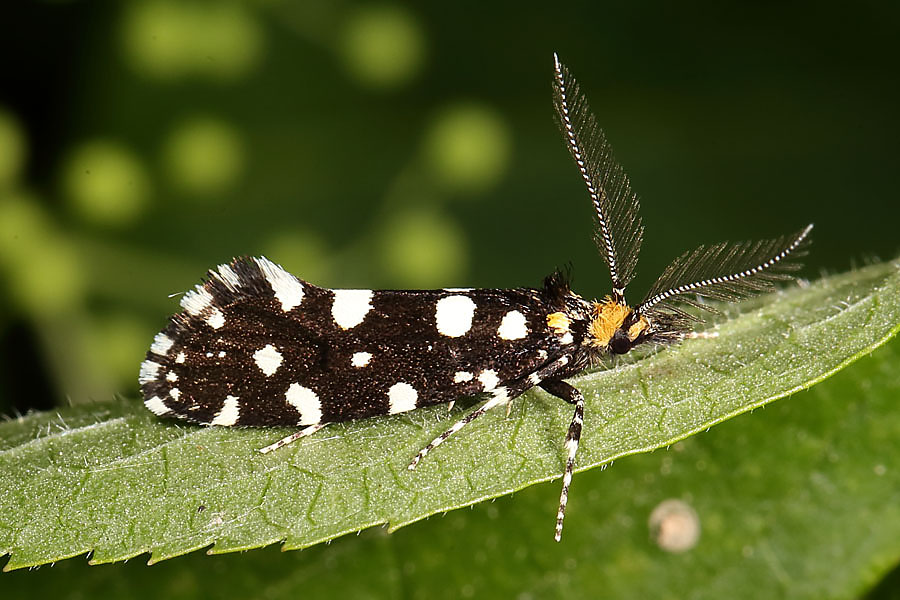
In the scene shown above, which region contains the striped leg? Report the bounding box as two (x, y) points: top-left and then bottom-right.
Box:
(408, 386), (512, 469)
(408, 355), (572, 470)
(539, 379), (585, 542)
(258, 422), (328, 454)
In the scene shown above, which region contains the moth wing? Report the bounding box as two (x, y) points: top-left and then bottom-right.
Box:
(140, 257), (561, 427)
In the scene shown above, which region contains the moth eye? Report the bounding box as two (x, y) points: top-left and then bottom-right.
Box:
(609, 330), (633, 355)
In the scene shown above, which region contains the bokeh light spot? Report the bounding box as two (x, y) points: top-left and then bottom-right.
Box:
(191, 4), (264, 81)
(163, 116), (244, 197)
(424, 103), (511, 193)
(63, 140), (150, 227)
(0, 192), (49, 263)
(0, 109), (27, 190)
(0, 194), (84, 316)
(340, 5), (425, 89)
(648, 499), (701, 553)
(379, 209), (467, 287)
(121, 1), (263, 81)
(0, 195), (86, 316)
(121, 1), (192, 80)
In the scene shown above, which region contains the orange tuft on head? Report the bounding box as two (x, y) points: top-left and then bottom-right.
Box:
(588, 298), (632, 348)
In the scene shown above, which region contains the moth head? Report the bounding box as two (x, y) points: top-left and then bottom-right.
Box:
(587, 298), (651, 354)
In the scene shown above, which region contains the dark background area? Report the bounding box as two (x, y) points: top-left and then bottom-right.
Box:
(0, 2), (897, 437)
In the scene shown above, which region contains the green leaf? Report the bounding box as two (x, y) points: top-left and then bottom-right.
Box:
(4, 332), (900, 598)
(1, 260), (898, 570)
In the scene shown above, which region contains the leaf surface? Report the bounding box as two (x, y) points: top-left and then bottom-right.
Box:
(1, 260), (898, 569)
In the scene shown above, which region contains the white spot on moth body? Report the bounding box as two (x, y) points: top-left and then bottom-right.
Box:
(332, 289), (374, 329)
(181, 288), (213, 315)
(388, 382), (418, 414)
(478, 369), (499, 391)
(497, 310), (528, 340)
(286, 383), (323, 425)
(435, 295), (476, 337)
(453, 371), (473, 383)
(213, 263), (242, 289)
(144, 396), (171, 416)
(560, 332), (574, 345)
(211, 395), (240, 426)
(351, 351), (372, 367)
(254, 257), (305, 311)
(253, 344), (283, 376)
(150, 333), (174, 356)
(139, 360), (161, 385)
(206, 308), (226, 329)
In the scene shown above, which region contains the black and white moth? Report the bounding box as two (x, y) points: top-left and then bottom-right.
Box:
(140, 54), (812, 541)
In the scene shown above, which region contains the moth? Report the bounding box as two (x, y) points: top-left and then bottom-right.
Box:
(140, 54), (811, 541)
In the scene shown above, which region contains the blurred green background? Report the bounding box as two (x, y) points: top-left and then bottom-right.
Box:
(1, 2), (898, 417)
(1, 0), (899, 586)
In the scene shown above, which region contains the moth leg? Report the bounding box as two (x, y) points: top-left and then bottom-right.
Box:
(407, 355), (572, 470)
(539, 379), (585, 542)
(258, 422), (329, 454)
(408, 386), (514, 470)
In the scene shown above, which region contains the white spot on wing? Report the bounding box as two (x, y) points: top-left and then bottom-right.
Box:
(206, 307), (225, 329)
(211, 395), (240, 426)
(286, 383), (322, 425)
(332, 289), (374, 329)
(166, 371), (178, 382)
(351, 351), (372, 367)
(478, 369), (499, 391)
(181, 287), (213, 315)
(388, 382), (418, 414)
(560, 332), (574, 345)
(175, 352), (186, 363)
(214, 263), (242, 289)
(169, 387), (181, 400)
(139, 360), (161, 385)
(435, 295), (476, 337)
(150, 333), (174, 356)
(453, 371), (473, 383)
(254, 257), (305, 311)
(253, 344), (283, 376)
(497, 310), (528, 340)
(145, 396), (171, 416)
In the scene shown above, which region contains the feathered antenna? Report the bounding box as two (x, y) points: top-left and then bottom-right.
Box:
(552, 53), (643, 303)
(635, 224), (813, 328)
